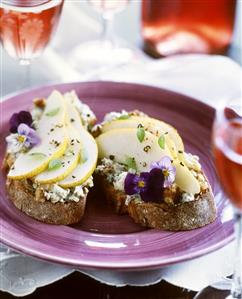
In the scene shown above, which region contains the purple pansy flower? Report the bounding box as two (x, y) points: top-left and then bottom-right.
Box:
(10, 111), (33, 133)
(125, 172), (150, 195)
(151, 156), (176, 187)
(124, 168), (164, 203)
(145, 168), (165, 201)
(16, 123), (40, 148)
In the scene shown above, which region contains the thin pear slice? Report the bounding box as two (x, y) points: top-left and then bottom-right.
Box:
(58, 129), (98, 188)
(96, 128), (200, 194)
(35, 125), (82, 184)
(58, 97), (98, 188)
(96, 128), (172, 172)
(8, 90), (68, 179)
(173, 160), (200, 194)
(101, 116), (184, 161)
(132, 116), (184, 153)
(64, 94), (84, 129)
(37, 90), (67, 136)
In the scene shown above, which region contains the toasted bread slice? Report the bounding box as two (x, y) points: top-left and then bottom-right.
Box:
(3, 91), (97, 225)
(96, 171), (216, 231)
(6, 178), (86, 225)
(3, 152), (88, 225)
(127, 189), (216, 231)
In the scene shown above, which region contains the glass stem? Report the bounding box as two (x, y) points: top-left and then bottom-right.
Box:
(230, 210), (242, 299)
(102, 13), (114, 45)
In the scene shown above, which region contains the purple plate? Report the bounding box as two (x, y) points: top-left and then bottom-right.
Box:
(0, 82), (234, 270)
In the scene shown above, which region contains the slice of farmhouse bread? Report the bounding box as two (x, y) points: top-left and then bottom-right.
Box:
(96, 171), (216, 231)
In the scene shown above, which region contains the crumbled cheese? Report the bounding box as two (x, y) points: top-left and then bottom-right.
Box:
(6, 134), (25, 155)
(83, 175), (94, 188)
(43, 176), (94, 203)
(125, 194), (140, 206)
(113, 171), (128, 191)
(44, 184), (70, 204)
(96, 158), (127, 182)
(181, 193), (194, 203)
(68, 186), (88, 202)
(65, 91), (96, 129)
(104, 110), (129, 122)
(184, 153), (201, 172)
(96, 158), (113, 170)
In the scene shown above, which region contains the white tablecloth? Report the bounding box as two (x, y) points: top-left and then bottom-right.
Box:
(0, 54), (242, 297)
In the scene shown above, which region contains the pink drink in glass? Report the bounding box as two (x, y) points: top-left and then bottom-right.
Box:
(0, 0), (64, 63)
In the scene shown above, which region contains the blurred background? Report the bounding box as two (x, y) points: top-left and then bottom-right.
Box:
(1, 0), (241, 96)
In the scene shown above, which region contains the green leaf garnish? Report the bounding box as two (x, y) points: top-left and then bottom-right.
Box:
(125, 156), (137, 171)
(137, 126), (145, 143)
(117, 114), (129, 120)
(158, 135), (165, 149)
(66, 149), (75, 157)
(48, 159), (62, 171)
(45, 107), (60, 117)
(80, 148), (88, 163)
(29, 152), (47, 159)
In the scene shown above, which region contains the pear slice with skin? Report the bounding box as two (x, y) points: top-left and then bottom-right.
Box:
(96, 128), (200, 195)
(8, 90), (68, 179)
(35, 124), (82, 184)
(96, 128), (172, 172)
(58, 98), (98, 188)
(101, 116), (185, 161)
(58, 129), (98, 188)
(173, 160), (200, 194)
(37, 90), (67, 137)
(132, 116), (184, 151)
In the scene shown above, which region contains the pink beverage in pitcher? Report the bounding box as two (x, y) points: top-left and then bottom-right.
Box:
(142, 0), (236, 57)
(0, 0), (64, 64)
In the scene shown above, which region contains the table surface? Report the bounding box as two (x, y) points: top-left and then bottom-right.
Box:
(0, 2), (240, 298)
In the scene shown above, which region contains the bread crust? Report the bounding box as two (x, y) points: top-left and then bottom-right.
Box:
(97, 174), (216, 231)
(3, 154), (87, 225)
(6, 178), (86, 225)
(128, 189), (216, 231)
(98, 175), (128, 214)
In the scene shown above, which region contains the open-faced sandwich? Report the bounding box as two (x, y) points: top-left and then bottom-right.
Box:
(3, 90), (98, 225)
(94, 110), (216, 231)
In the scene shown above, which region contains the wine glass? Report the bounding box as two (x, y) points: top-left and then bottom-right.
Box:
(0, 0), (64, 85)
(196, 99), (242, 299)
(69, 0), (134, 75)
